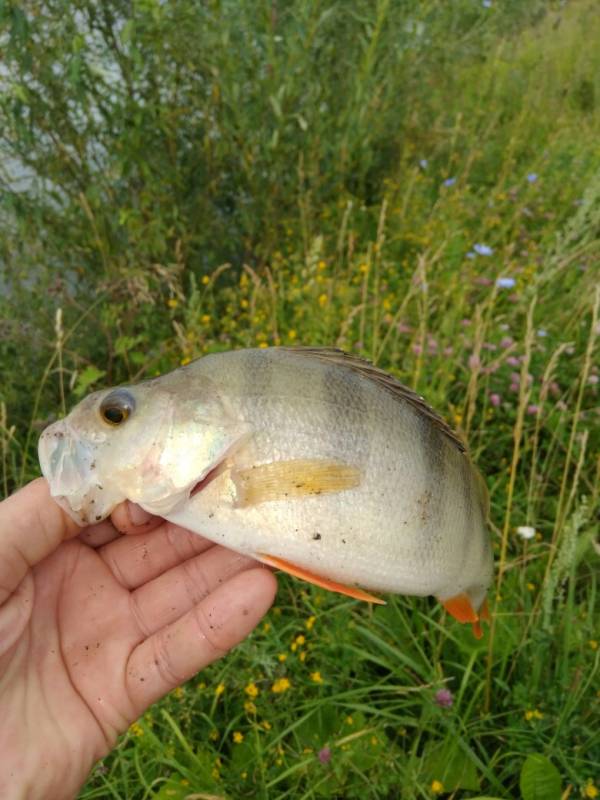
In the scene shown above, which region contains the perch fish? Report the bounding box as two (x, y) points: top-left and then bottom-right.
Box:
(38, 347), (493, 636)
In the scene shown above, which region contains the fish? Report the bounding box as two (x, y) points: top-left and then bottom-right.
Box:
(38, 347), (493, 637)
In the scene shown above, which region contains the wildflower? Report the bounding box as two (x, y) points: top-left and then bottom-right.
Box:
(468, 354), (480, 370)
(527, 582), (536, 591)
(215, 682), (225, 697)
(490, 393), (501, 407)
(443, 177), (456, 187)
(318, 746), (332, 764)
(474, 243), (494, 256)
(434, 688), (453, 708)
(240, 298), (249, 309)
(201, 314), (210, 324)
(233, 731), (244, 744)
(588, 374), (599, 385)
(278, 653), (287, 662)
(245, 682), (259, 698)
(466, 251), (476, 259)
(500, 336), (514, 348)
(271, 677), (291, 693)
(261, 720), (272, 731)
(209, 729), (219, 741)
(180, 356), (191, 366)
(397, 322), (412, 333)
(527, 173), (538, 183)
(259, 342), (269, 349)
(172, 686), (184, 699)
(506, 355), (520, 367)
(359, 263), (369, 273)
(516, 526), (536, 540)
(262, 622), (271, 633)
(288, 329), (297, 341)
(167, 298), (178, 309)
(482, 0), (492, 7)
(299, 651), (306, 662)
(201, 275), (210, 285)
(295, 634), (306, 646)
(431, 780), (444, 794)
(305, 615), (316, 631)
(346, 716), (354, 725)
(584, 779), (599, 798)
(537, 328), (548, 337)
(318, 293), (328, 308)
(244, 700), (256, 714)
(310, 671), (323, 684)
(526, 404), (540, 416)
(419, 159), (428, 170)
(590, 640), (598, 651)
(524, 709), (544, 720)
(129, 722), (144, 737)
(460, 319), (471, 327)
(496, 277), (516, 288)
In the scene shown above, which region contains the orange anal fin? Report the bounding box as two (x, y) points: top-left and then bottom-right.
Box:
(441, 593), (478, 624)
(258, 553), (386, 605)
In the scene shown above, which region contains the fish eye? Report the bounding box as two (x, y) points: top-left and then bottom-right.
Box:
(99, 389), (135, 426)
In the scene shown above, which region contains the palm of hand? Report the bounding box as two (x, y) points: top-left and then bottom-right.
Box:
(0, 508), (275, 800)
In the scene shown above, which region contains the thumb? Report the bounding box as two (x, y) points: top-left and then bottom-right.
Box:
(0, 478), (82, 603)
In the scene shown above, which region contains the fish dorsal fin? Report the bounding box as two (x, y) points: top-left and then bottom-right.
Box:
(282, 346), (466, 454)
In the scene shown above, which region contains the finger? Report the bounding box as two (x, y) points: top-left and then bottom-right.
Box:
(0, 478), (82, 602)
(98, 521), (214, 590)
(110, 501), (162, 536)
(129, 546), (261, 637)
(79, 520), (121, 548)
(126, 568), (277, 713)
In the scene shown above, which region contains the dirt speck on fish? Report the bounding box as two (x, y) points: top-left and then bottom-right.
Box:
(39, 347), (493, 636)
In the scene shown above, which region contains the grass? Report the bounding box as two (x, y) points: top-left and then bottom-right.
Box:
(1, 1), (599, 798)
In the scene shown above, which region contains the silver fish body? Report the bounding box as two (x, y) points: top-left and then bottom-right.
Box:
(39, 348), (493, 620)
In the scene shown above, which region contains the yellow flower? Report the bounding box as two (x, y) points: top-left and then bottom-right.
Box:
(209, 729), (219, 741)
(201, 275), (210, 285)
(262, 622), (271, 633)
(197, 681), (206, 690)
(167, 298), (178, 309)
(310, 671), (323, 684)
(172, 686), (184, 699)
(233, 731), (244, 744)
(524, 709), (544, 721)
(241, 771), (247, 780)
(271, 677), (291, 694)
(359, 263), (369, 274)
(527, 582), (536, 591)
(299, 651), (306, 662)
(245, 682), (259, 698)
(318, 260), (327, 270)
(244, 700), (256, 715)
(318, 293), (328, 307)
(305, 615), (316, 631)
(589, 640), (598, 651)
(261, 720), (272, 731)
(215, 683), (225, 697)
(129, 722), (144, 737)
(259, 342), (269, 349)
(240, 298), (249, 309)
(346, 716), (354, 725)
(201, 314), (210, 324)
(431, 780), (444, 794)
(278, 653), (287, 663)
(180, 356), (191, 366)
(584, 779), (599, 798)
(290, 642), (297, 652)
(180, 779), (189, 786)
(295, 634), (306, 646)
(288, 329), (297, 341)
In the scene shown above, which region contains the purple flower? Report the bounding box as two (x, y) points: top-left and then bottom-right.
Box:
(510, 383), (519, 393)
(434, 688), (454, 708)
(468, 354), (481, 370)
(461, 319), (471, 327)
(490, 393), (501, 407)
(500, 336), (514, 349)
(474, 243), (494, 256)
(413, 344), (423, 356)
(443, 177), (456, 187)
(466, 251), (476, 259)
(318, 747), (332, 765)
(527, 404), (540, 416)
(475, 276), (493, 286)
(527, 173), (538, 183)
(588, 374), (599, 386)
(506, 356), (520, 367)
(397, 322), (412, 334)
(496, 277), (516, 289)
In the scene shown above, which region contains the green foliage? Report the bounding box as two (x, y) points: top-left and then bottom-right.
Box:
(1, 0), (599, 798)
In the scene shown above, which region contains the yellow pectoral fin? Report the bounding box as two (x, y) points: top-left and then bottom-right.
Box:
(233, 459), (361, 507)
(258, 553), (386, 605)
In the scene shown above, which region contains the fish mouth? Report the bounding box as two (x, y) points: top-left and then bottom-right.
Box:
(38, 420), (123, 525)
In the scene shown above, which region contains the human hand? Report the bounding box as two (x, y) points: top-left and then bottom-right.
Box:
(0, 478), (277, 800)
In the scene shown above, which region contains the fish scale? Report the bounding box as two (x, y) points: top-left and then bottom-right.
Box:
(38, 347), (493, 636)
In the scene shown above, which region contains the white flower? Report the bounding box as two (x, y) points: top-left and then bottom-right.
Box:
(496, 277), (516, 289)
(516, 526), (536, 540)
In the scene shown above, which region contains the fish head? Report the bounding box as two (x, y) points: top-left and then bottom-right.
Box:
(39, 374), (251, 525)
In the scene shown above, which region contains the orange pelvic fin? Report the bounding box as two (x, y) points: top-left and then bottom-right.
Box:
(258, 553), (386, 605)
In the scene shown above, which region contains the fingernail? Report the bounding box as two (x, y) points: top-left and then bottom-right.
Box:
(128, 502), (152, 527)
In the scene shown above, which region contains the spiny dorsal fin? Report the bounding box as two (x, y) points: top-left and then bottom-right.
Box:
(282, 346), (466, 454)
